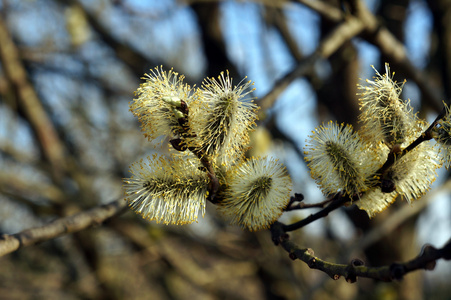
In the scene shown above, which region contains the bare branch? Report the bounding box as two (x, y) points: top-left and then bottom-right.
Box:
(258, 16), (365, 111)
(295, 0), (343, 22)
(297, 0), (444, 111)
(282, 194), (352, 232)
(271, 222), (451, 282)
(0, 199), (128, 257)
(0, 17), (67, 179)
(285, 197), (333, 211)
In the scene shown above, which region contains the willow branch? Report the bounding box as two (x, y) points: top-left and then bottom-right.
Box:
(285, 197), (333, 211)
(282, 193), (353, 232)
(0, 199), (128, 257)
(271, 222), (451, 282)
(171, 101), (220, 203)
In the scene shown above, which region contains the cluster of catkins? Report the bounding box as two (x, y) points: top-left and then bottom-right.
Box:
(123, 67), (292, 231)
(124, 64), (451, 229)
(305, 63), (451, 217)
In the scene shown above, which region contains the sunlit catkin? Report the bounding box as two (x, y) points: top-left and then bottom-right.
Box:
(357, 136), (440, 217)
(218, 157), (292, 231)
(304, 121), (379, 198)
(358, 63), (417, 148)
(194, 71), (258, 166)
(432, 102), (451, 168)
(123, 154), (209, 225)
(129, 66), (199, 143)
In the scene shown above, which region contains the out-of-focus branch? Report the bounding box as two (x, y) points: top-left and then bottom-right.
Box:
(261, 0), (444, 113)
(296, 0), (443, 111)
(0, 17), (67, 179)
(295, 0), (343, 22)
(191, 2), (239, 78)
(264, 7), (304, 62)
(66, 0), (155, 76)
(271, 222), (451, 282)
(355, 1), (443, 111)
(259, 15), (365, 111)
(0, 199), (128, 257)
(0, 172), (66, 204)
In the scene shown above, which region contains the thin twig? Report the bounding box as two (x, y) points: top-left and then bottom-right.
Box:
(282, 194), (352, 232)
(173, 100), (220, 203)
(0, 199), (128, 257)
(285, 198), (334, 211)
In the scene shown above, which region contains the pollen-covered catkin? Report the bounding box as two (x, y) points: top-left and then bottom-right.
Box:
(218, 157), (292, 231)
(129, 66), (200, 143)
(356, 139), (440, 217)
(304, 121), (380, 198)
(432, 102), (451, 168)
(123, 154), (209, 225)
(354, 64), (441, 217)
(192, 71), (259, 166)
(357, 63), (417, 148)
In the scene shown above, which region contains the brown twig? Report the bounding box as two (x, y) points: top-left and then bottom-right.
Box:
(271, 221), (451, 282)
(285, 198), (334, 211)
(282, 193), (353, 232)
(0, 199), (128, 257)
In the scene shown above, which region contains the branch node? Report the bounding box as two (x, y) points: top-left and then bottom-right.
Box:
(294, 193), (304, 202)
(274, 233), (289, 246)
(389, 263), (405, 280)
(350, 258), (365, 267)
(345, 262), (359, 283)
(306, 248), (314, 256)
(307, 257), (316, 268)
(333, 274), (340, 280)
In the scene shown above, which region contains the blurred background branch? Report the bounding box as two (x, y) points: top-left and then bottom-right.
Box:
(0, 198), (127, 257)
